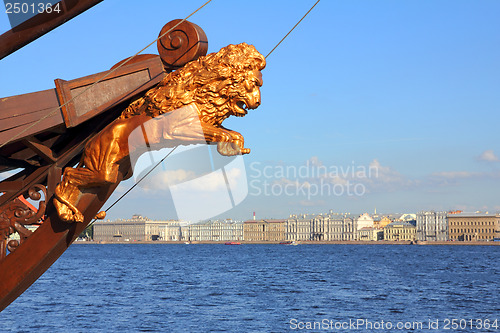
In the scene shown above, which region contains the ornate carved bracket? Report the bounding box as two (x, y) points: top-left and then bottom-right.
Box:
(0, 185), (46, 259)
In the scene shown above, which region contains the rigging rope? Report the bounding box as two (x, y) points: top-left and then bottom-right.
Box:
(1, 0), (319, 152)
(0, 0), (213, 151)
(86, 0), (322, 225)
(265, 0), (320, 59)
(1, 0), (320, 230)
(87, 145), (178, 228)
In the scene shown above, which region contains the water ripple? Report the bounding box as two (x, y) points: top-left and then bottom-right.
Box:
(1, 244), (498, 332)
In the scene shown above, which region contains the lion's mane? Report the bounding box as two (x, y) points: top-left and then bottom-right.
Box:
(120, 43), (266, 125)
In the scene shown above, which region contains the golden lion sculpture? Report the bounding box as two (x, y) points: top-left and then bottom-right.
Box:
(54, 43), (265, 223)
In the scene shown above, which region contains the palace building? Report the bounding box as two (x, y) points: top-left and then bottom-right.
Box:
(416, 211), (448, 241)
(448, 212), (500, 241)
(93, 215), (178, 242)
(243, 219), (285, 242)
(384, 221), (416, 241)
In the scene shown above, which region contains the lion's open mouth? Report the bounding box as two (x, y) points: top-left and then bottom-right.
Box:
(234, 100), (248, 117)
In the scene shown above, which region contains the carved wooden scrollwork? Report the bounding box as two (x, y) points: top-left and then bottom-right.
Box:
(0, 184), (47, 258)
(157, 19), (208, 70)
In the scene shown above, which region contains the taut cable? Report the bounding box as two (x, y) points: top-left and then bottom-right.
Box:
(80, 0), (322, 227)
(87, 145), (179, 228)
(265, 0), (320, 59)
(0, 0), (213, 151)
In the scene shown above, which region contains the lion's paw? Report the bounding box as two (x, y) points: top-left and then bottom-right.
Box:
(95, 211), (106, 220)
(217, 142), (250, 156)
(53, 197), (84, 223)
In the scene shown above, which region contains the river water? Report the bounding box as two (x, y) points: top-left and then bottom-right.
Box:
(1, 244), (498, 332)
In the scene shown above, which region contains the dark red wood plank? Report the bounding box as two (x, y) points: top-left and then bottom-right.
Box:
(0, 0), (104, 60)
(0, 181), (120, 312)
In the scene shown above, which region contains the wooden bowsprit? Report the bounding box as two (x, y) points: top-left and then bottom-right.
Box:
(0, 15), (209, 311)
(0, 0), (315, 313)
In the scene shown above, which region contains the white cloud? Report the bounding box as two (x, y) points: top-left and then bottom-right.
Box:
(273, 177), (298, 186)
(324, 175), (350, 186)
(169, 167), (246, 222)
(254, 156), (500, 200)
(141, 169), (197, 191)
(363, 159), (418, 191)
(478, 150), (499, 162)
(268, 158), (417, 194)
(426, 170), (500, 189)
(180, 168), (243, 192)
(430, 171), (481, 179)
(368, 159), (402, 183)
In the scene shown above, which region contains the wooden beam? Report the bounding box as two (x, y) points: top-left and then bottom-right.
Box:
(22, 137), (57, 163)
(0, 156), (32, 169)
(0, 176), (122, 312)
(0, 0), (103, 60)
(0, 180), (24, 192)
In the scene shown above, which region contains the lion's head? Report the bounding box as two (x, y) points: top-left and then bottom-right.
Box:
(121, 43), (266, 128)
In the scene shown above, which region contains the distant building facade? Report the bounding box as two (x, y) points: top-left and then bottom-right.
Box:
(448, 213), (500, 241)
(358, 227), (383, 241)
(165, 222), (182, 241)
(384, 221), (416, 241)
(179, 220), (243, 242)
(341, 217), (357, 240)
(416, 211), (448, 241)
(325, 217), (345, 241)
(378, 216), (393, 229)
(356, 213), (374, 230)
(311, 215), (326, 241)
(94, 210), (466, 243)
(94, 216), (244, 242)
(286, 214), (357, 241)
(93, 215), (177, 242)
(286, 215), (315, 241)
(243, 219), (285, 241)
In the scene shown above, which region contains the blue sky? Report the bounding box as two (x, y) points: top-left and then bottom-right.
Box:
(1, 0), (499, 221)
